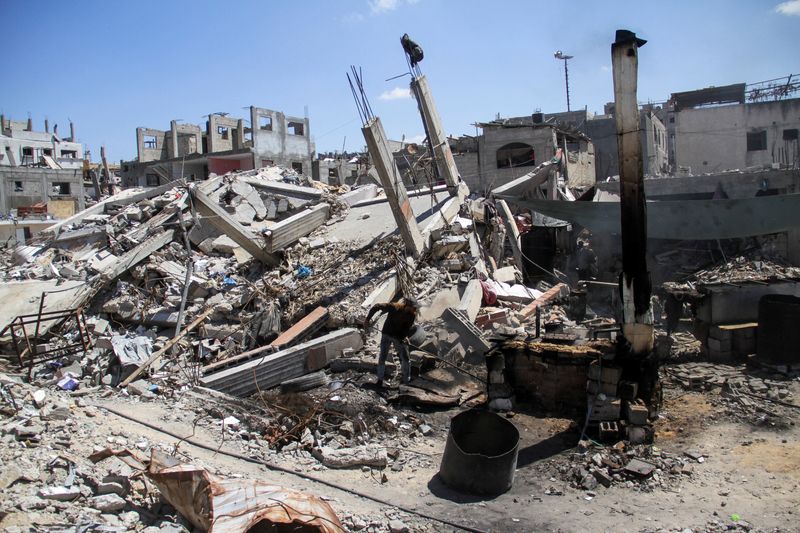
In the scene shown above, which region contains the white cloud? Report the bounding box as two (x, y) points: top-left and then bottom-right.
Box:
(600, 65), (611, 73)
(369, 0), (400, 13)
(341, 0), (420, 25)
(775, 0), (800, 15)
(378, 87), (412, 100)
(340, 11), (365, 23)
(368, 0), (420, 14)
(405, 134), (426, 144)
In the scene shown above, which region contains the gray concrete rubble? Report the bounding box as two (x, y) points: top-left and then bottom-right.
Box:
(2, 105), (799, 533)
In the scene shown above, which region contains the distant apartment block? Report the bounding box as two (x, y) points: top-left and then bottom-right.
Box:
(0, 115), (85, 217)
(120, 106), (314, 187)
(667, 75), (800, 174)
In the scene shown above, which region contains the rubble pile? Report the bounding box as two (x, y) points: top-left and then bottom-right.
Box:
(689, 255), (800, 285)
(550, 440), (702, 493)
(0, 374), (195, 531)
(664, 362), (798, 426)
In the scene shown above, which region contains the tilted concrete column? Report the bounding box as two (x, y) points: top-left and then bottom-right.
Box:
(497, 199), (523, 270)
(410, 75), (468, 199)
(362, 117), (424, 258)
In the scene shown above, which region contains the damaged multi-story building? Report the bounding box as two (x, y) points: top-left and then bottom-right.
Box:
(448, 115), (595, 194)
(667, 74), (800, 174)
(120, 106), (314, 187)
(0, 115), (86, 229)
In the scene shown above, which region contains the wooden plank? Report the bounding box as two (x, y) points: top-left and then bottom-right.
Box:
(120, 308), (213, 386)
(269, 306), (329, 349)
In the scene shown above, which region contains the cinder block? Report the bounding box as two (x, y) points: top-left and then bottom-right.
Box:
(625, 399), (649, 425)
(588, 361), (622, 384)
(598, 420), (619, 441)
(589, 397), (621, 421)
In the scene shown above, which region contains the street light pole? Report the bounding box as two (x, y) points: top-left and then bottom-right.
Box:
(554, 51), (574, 112)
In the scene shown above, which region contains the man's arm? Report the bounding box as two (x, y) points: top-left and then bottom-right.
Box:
(364, 303), (393, 327)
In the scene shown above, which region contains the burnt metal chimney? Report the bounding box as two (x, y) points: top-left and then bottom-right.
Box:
(612, 29), (653, 356)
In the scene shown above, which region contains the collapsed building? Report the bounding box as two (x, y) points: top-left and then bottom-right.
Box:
(0, 31), (798, 533)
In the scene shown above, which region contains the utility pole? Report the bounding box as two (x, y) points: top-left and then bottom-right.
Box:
(554, 51), (574, 112)
(612, 29), (653, 356)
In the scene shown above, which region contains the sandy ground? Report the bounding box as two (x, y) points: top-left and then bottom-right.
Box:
(62, 381), (797, 533)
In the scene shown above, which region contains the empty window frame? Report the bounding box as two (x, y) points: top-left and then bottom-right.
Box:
(287, 121), (305, 136)
(143, 135), (158, 149)
(14, 181), (23, 192)
(43, 148), (53, 156)
(496, 142), (535, 169)
(746, 130), (767, 151)
(217, 126), (229, 139)
(259, 116), (273, 131)
(60, 150), (77, 158)
(783, 128), (799, 141)
(261, 159), (274, 167)
(51, 182), (71, 195)
(291, 161), (303, 173)
(146, 174), (160, 186)
(328, 168), (339, 178)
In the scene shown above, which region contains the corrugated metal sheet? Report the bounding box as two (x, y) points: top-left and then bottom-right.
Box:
(499, 193), (800, 240)
(91, 449), (343, 533)
(201, 328), (362, 397)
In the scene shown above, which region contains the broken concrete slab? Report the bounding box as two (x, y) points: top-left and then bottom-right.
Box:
(442, 308), (492, 356)
(190, 186), (279, 266)
(457, 279), (483, 323)
(312, 445), (388, 469)
(339, 184), (378, 206)
(492, 266), (519, 284)
(264, 203), (330, 252)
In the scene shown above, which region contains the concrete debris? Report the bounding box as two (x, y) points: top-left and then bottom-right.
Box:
(312, 444), (388, 469)
(1, 108), (798, 533)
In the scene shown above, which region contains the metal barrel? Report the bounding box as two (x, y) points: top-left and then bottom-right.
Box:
(439, 409), (520, 495)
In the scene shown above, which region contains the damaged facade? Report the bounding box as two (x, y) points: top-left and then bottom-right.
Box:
(0, 116), (86, 218)
(668, 76), (800, 173)
(120, 106), (314, 187)
(449, 117), (595, 193)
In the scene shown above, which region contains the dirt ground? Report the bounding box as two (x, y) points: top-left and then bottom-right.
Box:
(13, 381), (793, 532)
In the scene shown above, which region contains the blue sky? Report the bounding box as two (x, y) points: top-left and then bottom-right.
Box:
(1, 0), (798, 163)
